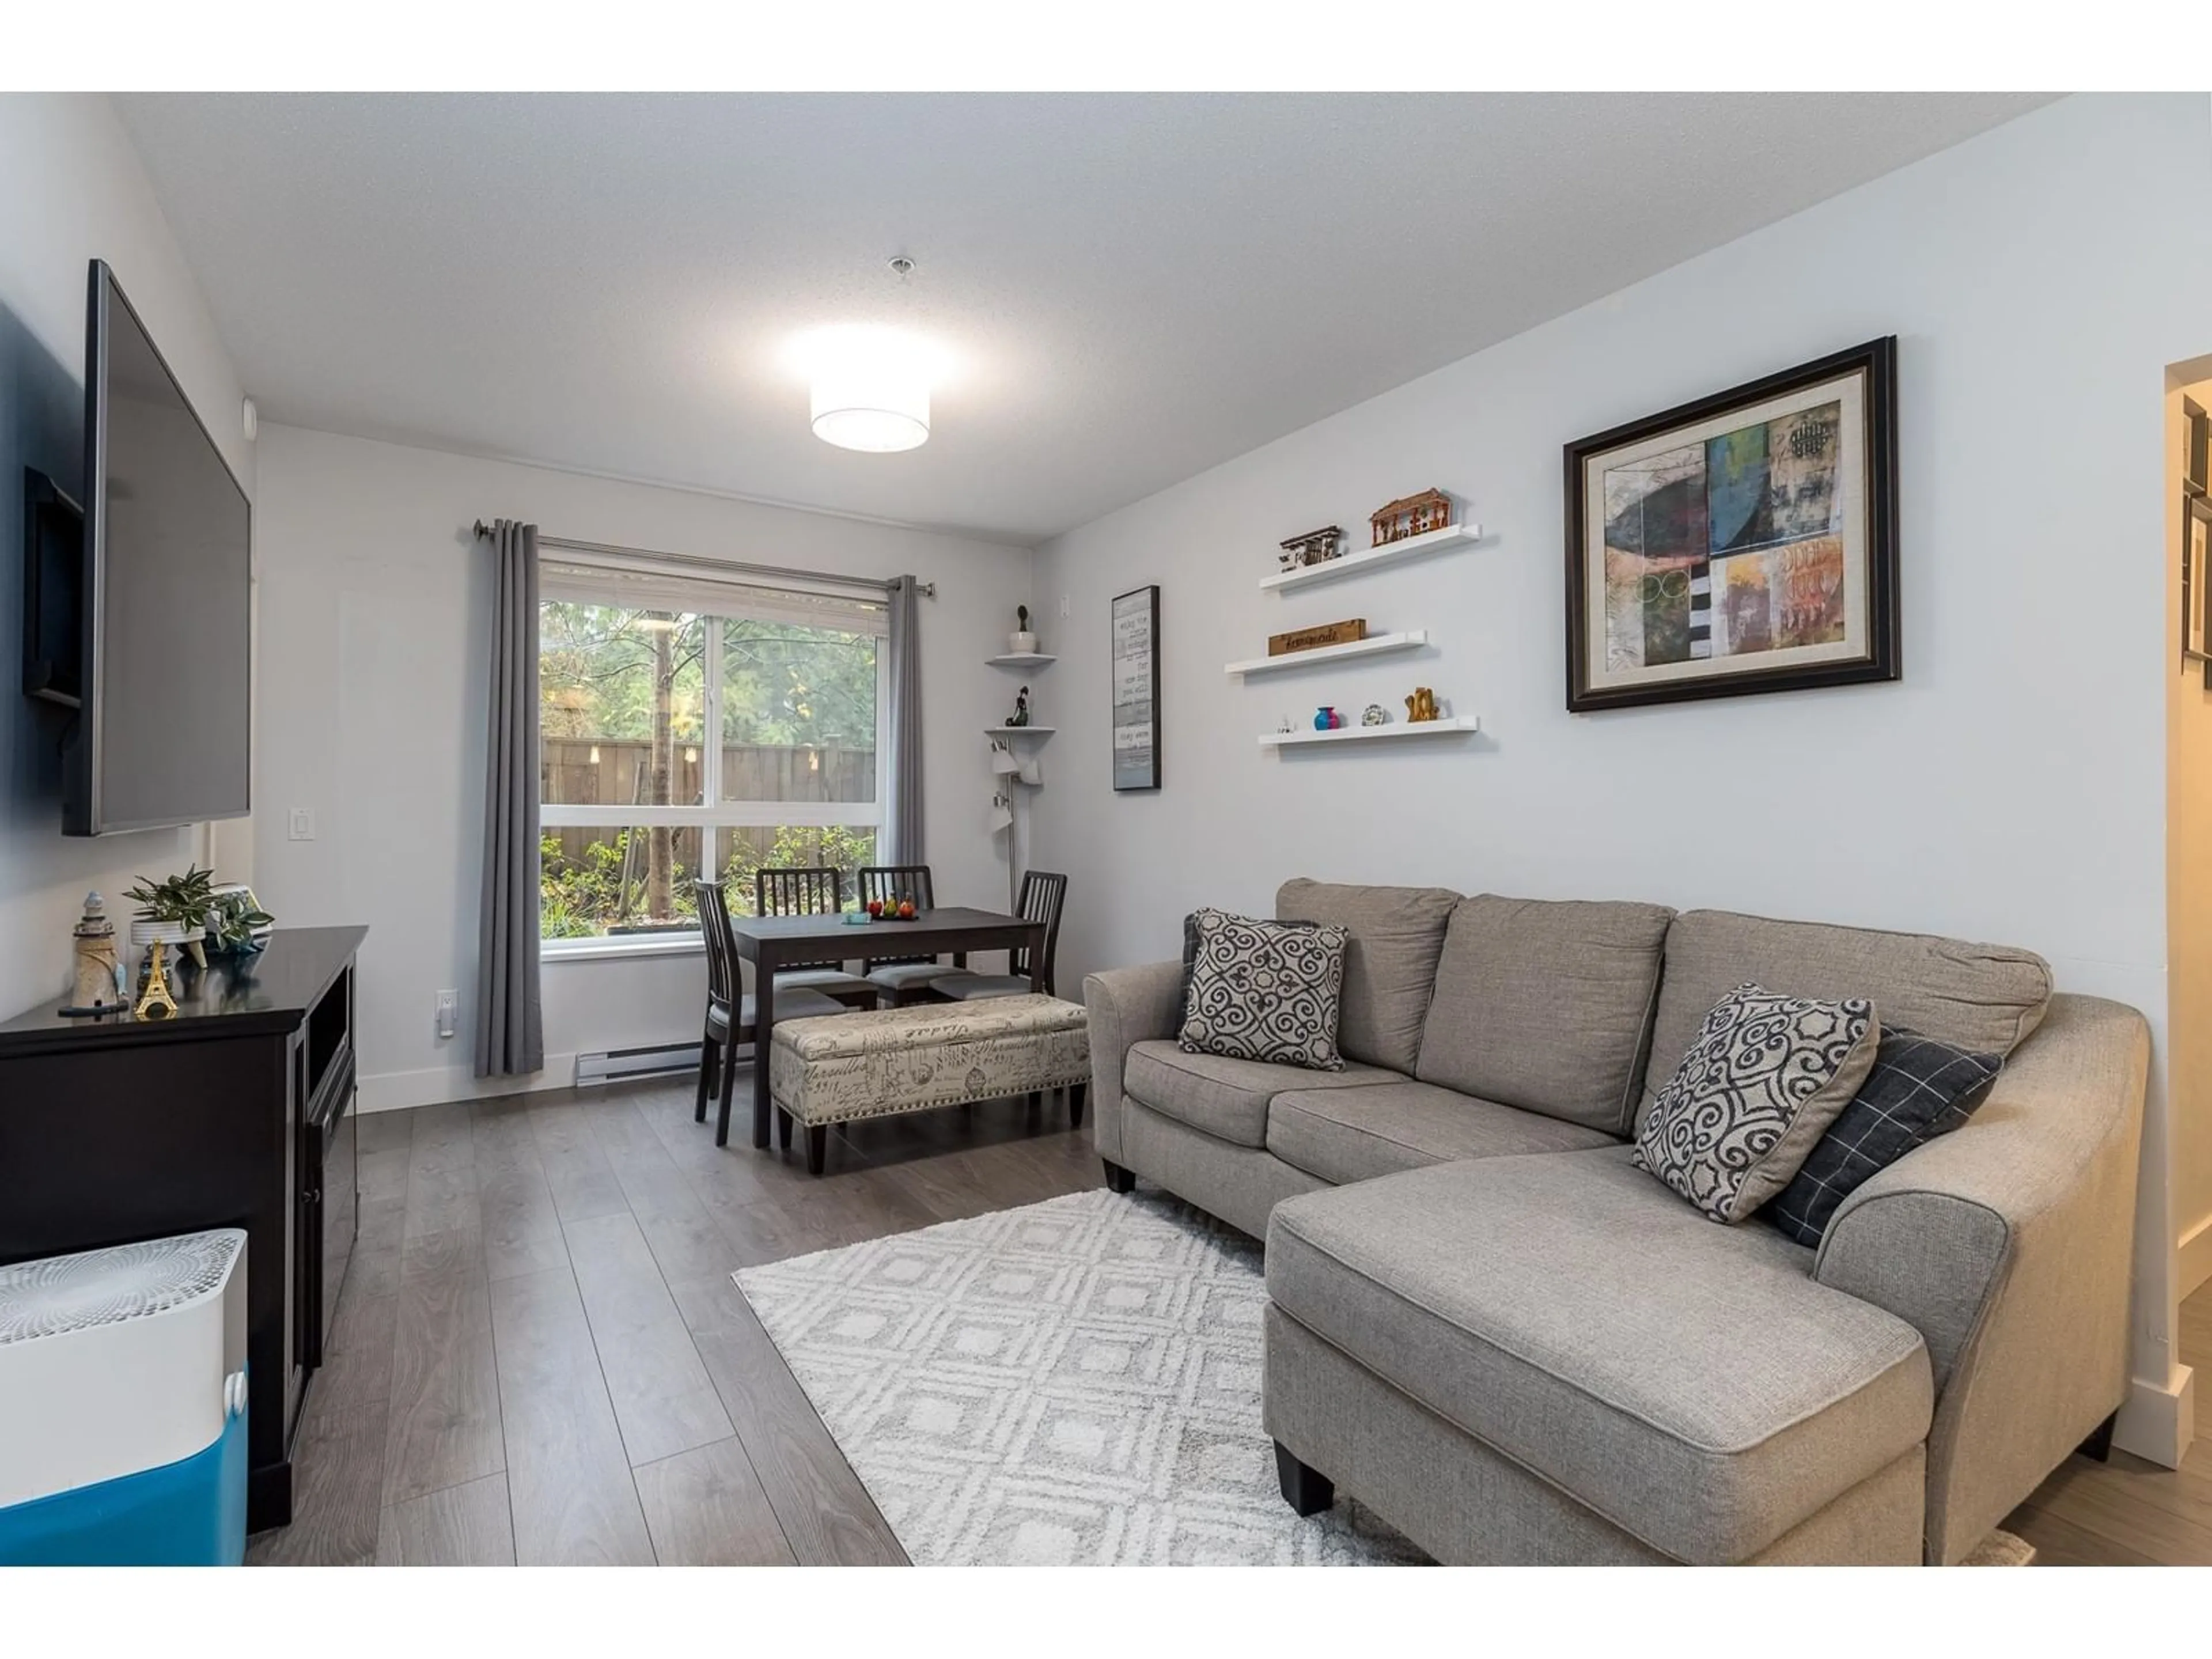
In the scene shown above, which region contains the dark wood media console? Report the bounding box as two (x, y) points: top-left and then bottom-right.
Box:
(0, 925), (367, 1532)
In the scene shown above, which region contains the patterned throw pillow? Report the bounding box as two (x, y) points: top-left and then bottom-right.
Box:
(1178, 909), (1350, 1071)
(1179, 907), (1318, 1028)
(1632, 982), (1878, 1225)
(1766, 1027), (2002, 1247)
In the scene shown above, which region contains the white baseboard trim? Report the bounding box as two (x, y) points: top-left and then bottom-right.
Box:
(357, 1054), (581, 1115)
(2180, 1212), (2212, 1302)
(2113, 1363), (2195, 1467)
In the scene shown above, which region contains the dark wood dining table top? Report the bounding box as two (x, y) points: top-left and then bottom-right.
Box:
(724, 906), (1041, 953)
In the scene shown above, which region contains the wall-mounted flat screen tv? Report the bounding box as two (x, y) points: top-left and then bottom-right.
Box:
(65, 258), (251, 835)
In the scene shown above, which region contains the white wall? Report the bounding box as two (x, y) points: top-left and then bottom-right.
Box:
(0, 93), (250, 1022)
(1033, 93), (2212, 1459)
(249, 423), (1032, 1112)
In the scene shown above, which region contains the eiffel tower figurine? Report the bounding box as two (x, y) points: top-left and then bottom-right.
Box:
(134, 938), (180, 1020)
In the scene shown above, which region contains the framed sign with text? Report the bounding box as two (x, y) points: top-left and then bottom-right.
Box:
(1111, 585), (1160, 791)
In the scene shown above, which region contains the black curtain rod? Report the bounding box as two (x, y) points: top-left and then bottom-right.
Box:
(472, 521), (933, 599)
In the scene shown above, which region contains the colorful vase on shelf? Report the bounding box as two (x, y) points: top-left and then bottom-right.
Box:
(1315, 706), (1339, 731)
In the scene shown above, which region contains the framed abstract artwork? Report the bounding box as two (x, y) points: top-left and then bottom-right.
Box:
(1111, 584), (1160, 791)
(1564, 338), (1900, 712)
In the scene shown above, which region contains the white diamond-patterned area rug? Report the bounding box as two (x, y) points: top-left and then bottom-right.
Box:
(734, 1187), (1422, 1566)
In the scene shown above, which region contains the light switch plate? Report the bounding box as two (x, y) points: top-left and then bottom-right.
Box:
(287, 807), (315, 842)
(434, 990), (458, 1039)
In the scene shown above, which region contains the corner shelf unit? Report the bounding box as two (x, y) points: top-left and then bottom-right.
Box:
(1225, 629), (1429, 679)
(984, 652), (1057, 669)
(1260, 522), (1483, 594)
(1258, 715), (1481, 749)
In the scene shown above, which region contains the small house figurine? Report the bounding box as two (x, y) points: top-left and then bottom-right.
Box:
(1278, 525), (1345, 570)
(1405, 687), (1440, 722)
(1010, 604), (1038, 656)
(1007, 686), (1032, 728)
(1370, 488), (1453, 547)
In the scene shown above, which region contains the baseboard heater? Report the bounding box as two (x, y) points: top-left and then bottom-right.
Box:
(571, 1041), (707, 1086)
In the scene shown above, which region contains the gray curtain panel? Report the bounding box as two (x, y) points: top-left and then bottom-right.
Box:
(476, 518), (545, 1077)
(884, 573), (924, 865)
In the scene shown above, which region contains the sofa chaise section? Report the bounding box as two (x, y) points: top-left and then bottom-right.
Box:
(1263, 1148), (1934, 1564)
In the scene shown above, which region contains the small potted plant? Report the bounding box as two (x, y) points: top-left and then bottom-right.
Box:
(126, 864), (219, 971)
(1010, 604), (1037, 656)
(207, 887), (276, 959)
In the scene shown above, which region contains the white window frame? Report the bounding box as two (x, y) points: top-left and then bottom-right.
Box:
(539, 581), (888, 960)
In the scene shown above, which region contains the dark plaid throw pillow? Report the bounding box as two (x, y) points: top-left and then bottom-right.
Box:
(1765, 1026), (2003, 1248)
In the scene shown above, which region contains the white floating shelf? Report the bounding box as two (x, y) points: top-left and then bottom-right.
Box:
(986, 726), (1055, 738)
(1225, 630), (1429, 678)
(1260, 523), (1483, 594)
(984, 652), (1058, 669)
(1258, 715), (1482, 749)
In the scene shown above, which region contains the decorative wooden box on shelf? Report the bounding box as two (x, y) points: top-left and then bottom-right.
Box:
(1226, 630), (1429, 678)
(1259, 522), (1483, 593)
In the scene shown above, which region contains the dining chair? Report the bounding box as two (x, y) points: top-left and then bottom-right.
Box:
(931, 870), (1069, 1001)
(753, 865), (876, 1008)
(857, 864), (952, 1005)
(692, 880), (843, 1146)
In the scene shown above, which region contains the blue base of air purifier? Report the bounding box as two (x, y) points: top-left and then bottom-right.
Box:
(0, 1403), (247, 1566)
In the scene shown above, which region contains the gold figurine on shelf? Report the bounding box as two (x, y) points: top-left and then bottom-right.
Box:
(134, 938), (180, 1020)
(1405, 687), (1440, 723)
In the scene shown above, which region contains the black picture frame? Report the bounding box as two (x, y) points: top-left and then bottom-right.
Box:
(1563, 336), (1900, 713)
(1110, 584), (1160, 791)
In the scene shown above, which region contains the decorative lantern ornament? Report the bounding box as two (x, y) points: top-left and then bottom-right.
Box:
(62, 892), (122, 1016)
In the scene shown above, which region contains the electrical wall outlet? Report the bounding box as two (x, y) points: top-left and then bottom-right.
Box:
(435, 990), (458, 1040)
(1059, 593), (1070, 618)
(287, 807), (316, 841)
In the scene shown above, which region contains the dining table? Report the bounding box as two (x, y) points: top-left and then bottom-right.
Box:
(723, 905), (1049, 1150)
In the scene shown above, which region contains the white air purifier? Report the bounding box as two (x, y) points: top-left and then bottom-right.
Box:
(0, 1228), (248, 1565)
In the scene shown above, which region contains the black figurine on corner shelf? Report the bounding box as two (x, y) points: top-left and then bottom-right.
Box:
(1007, 685), (1032, 728)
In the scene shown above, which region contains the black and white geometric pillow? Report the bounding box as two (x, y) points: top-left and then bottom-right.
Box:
(1178, 909), (1350, 1071)
(1765, 1027), (2002, 1247)
(1632, 982), (1879, 1225)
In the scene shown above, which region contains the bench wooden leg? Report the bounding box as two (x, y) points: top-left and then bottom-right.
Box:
(1069, 1081), (1087, 1129)
(805, 1124), (828, 1176)
(777, 1107), (793, 1152)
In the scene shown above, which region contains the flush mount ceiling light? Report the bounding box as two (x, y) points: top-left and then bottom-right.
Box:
(795, 263), (945, 454)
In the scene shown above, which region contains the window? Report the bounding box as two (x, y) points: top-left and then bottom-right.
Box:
(537, 556), (887, 948)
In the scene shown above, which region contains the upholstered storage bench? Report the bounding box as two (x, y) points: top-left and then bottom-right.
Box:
(768, 994), (1091, 1173)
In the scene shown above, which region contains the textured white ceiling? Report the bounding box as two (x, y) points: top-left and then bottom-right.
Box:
(114, 92), (2052, 544)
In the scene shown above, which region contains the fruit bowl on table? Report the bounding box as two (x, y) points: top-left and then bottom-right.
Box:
(865, 906), (925, 922)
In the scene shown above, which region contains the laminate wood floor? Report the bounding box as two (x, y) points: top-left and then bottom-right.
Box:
(249, 1077), (1096, 1566)
(252, 1073), (2212, 1567)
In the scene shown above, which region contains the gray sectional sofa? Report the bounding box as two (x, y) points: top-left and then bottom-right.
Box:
(1082, 880), (2150, 1565)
